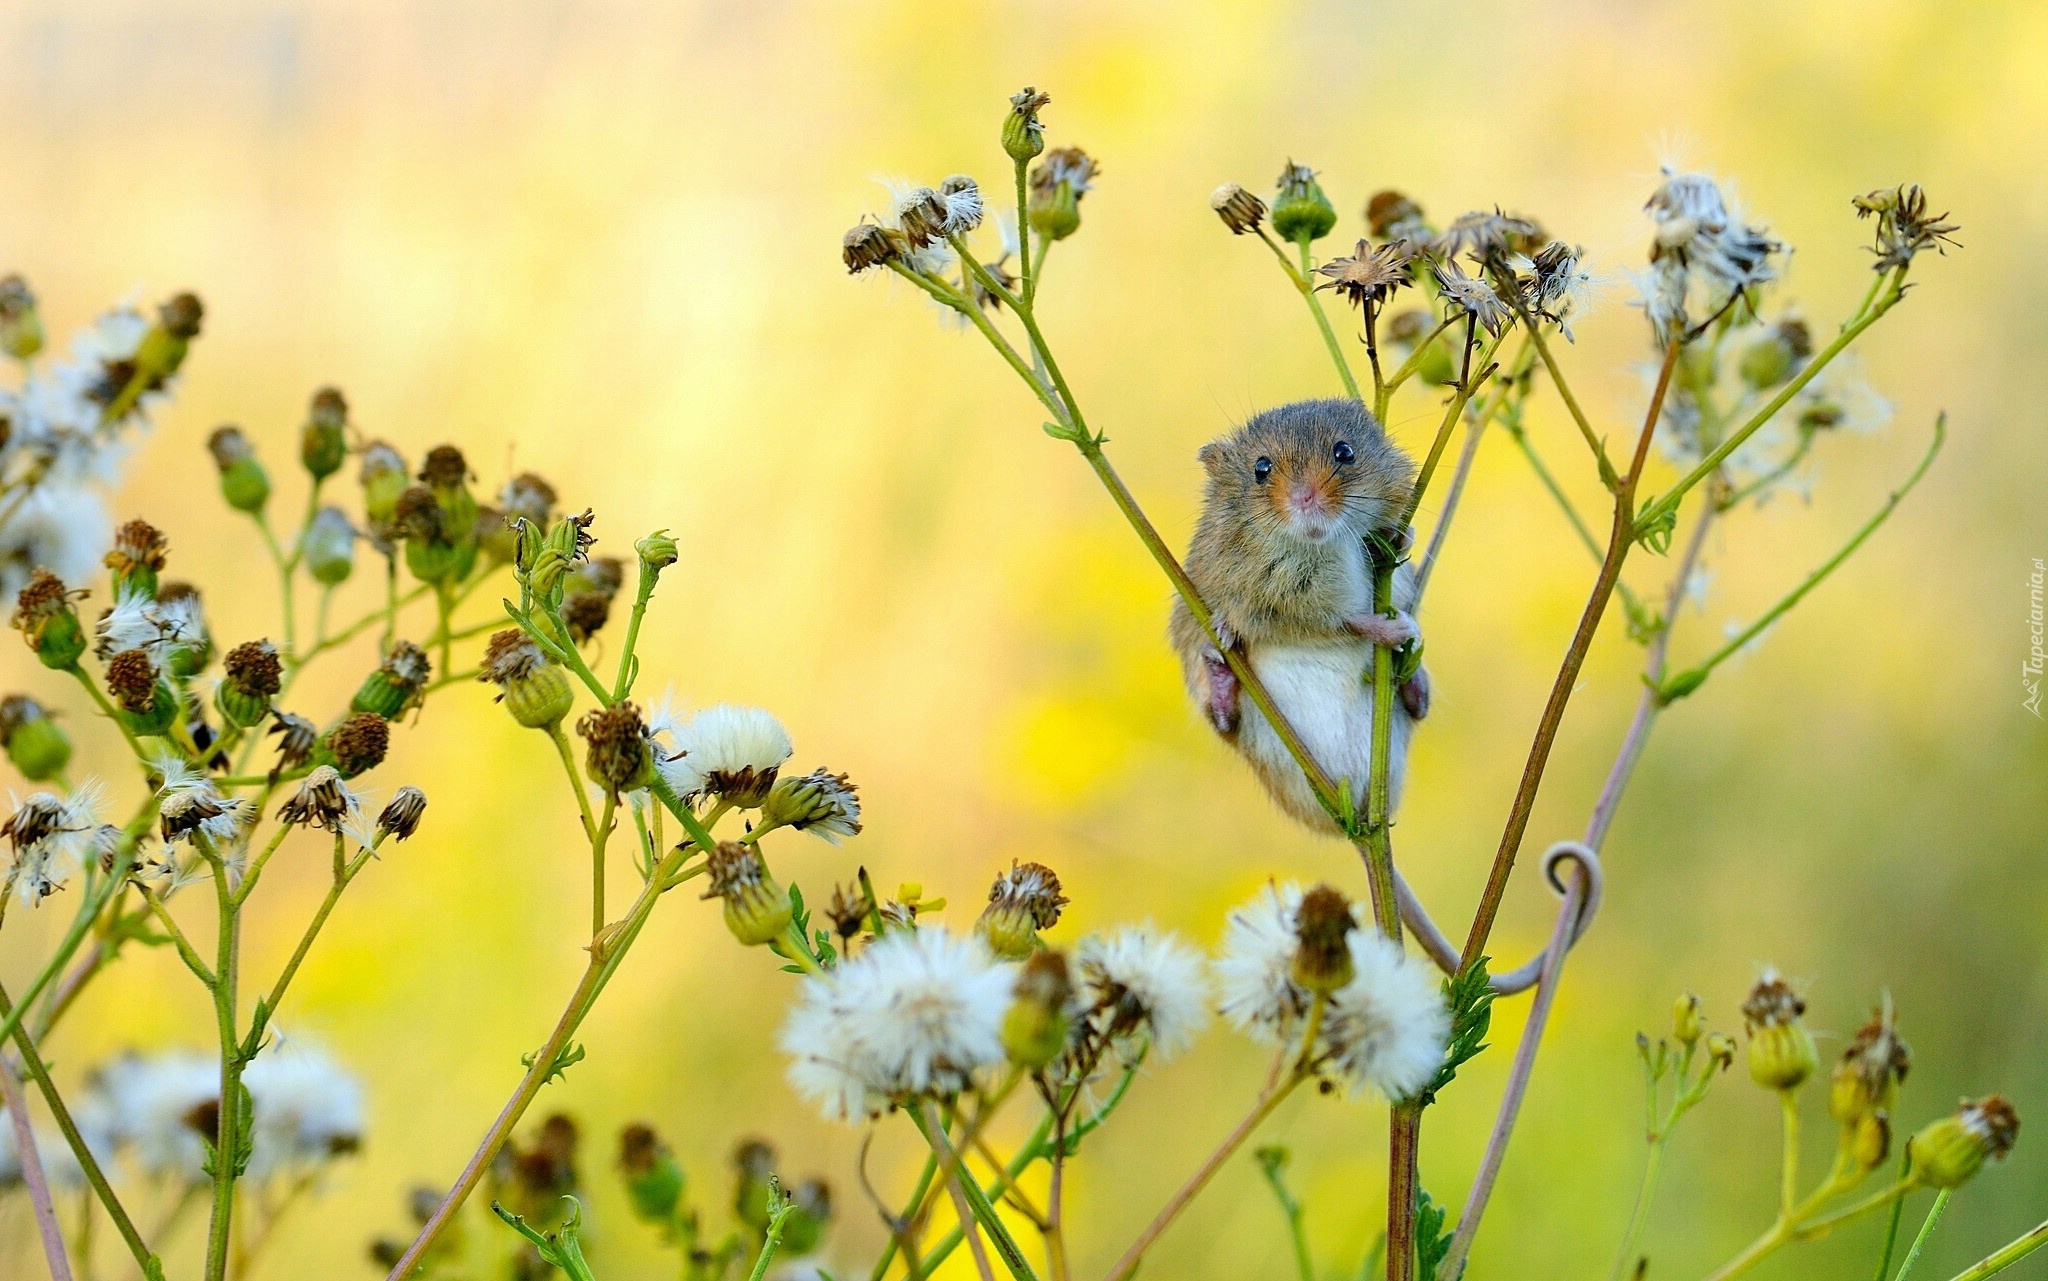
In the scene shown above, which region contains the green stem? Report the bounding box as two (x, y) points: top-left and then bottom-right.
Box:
(1641, 266), (1908, 528)
(1893, 1190), (1953, 1281)
(1258, 1152), (1315, 1281)
(246, 839), (378, 1052)
(201, 841), (244, 1281)
(68, 665), (149, 764)
(547, 722), (600, 844)
(909, 1107), (1037, 1281)
(0, 983), (160, 1277)
(1252, 228), (1361, 401)
(1661, 414), (1944, 699)
(1524, 320), (1618, 489)
(1610, 1136), (1670, 1281)
(1946, 1219), (2048, 1281)
(591, 794), (616, 939)
(1781, 1091), (1802, 1216)
(744, 1203), (795, 1281)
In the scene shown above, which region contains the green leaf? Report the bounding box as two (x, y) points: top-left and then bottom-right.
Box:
(521, 1041), (587, 1084)
(1420, 958), (1495, 1106)
(1416, 1190), (1455, 1281)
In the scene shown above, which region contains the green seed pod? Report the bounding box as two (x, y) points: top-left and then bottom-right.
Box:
(0, 696), (70, 782)
(104, 519), (168, 601)
(302, 506), (357, 587)
(976, 861), (1067, 961)
(481, 630), (574, 729)
(780, 1179), (832, 1257)
(12, 572), (88, 671)
(0, 276), (45, 361)
(618, 1124), (686, 1224)
(316, 712), (391, 778)
(359, 441), (410, 526)
(703, 841), (793, 947)
(206, 425), (270, 513)
(1742, 971), (1818, 1091)
(1001, 950), (1073, 1070)
(1908, 1098), (2019, 1190)
(1290, 884), (1358, 997)
(216, 640), (283, 730)
(300, 387), (349, 480)
(1271, 161), (1338, 244)
(351, 641), (431, 721)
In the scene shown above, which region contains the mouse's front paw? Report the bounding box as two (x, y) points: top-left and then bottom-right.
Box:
(1348, 609), (1418, 650)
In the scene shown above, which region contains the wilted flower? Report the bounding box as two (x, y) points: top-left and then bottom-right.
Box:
(4, 783), (104, 904)
(1075, 926), (1209, 1062)
(1510, 241), (1599, 339)
(977, 860), (1068, 959)
(319, 712), (391, 779)
(1211, 183), (1267, 236)
(1029, 147), (1099, 242)
(1431, 258), (1512, 338)
(1640, 168), (1782, 338)
(939, 175), (985, 234)
(268, 712), (319, 773)
(277, 766), (361, 833)
(377, 787), (428, 842)
(781, 926), (1015, 1122)
(351, 640), (431, 721)
(577, 702), (654, 794)
(1831, 998), (1911, 1127)
(1315, 241), (1411, 309)
(1856, 184), (1959, 272)
(1434, 209), (1542, 264)
(759, 769), (862, 842)
(1365, 190), (1430, 244)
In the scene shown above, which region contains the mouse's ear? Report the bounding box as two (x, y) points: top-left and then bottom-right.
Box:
(1197, 442), (1226, 477)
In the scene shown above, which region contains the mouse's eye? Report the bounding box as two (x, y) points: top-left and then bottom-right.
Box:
(1253, 456), (1273, 484)
(1332, 440), (1356, 465)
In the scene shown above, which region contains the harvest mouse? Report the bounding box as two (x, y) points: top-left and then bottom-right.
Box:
(1168, 399), (1431, 830)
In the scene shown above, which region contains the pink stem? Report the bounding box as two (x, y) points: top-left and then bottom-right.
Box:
(1, 1054), (75, 1281)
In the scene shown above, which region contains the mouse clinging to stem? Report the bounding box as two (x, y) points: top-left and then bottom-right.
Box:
(1168, 397), (1430, 831)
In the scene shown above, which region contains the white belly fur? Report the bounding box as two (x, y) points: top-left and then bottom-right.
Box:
(1238, 639), (1410, 830)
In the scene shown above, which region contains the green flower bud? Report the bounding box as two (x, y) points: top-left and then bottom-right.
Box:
(522, 510), (596, 603)
(1002, 950), (1074, 1069)
(300, 387), (349, 480)
(0, 275), (45, 361)
(1909, 1098), (2019, 1189)
(104, 519), (168, 600)
(133, 292), (202, 380)
(302, 506), (358, 586)
(702, 841), (793, 947)
(0, 695), (70, 782)
(619, 1124), (686, 1224)
(216, 640), (283, 729)
(394, 486), (478, 588)
(1742, 971), (1818, 1091)
(976, 861), (1068, 960)
(1002, 87), (1051, 163)
(1271, 161), (1337, 244)
(206, 425), (270, 513)
(635, 529), (678, 574)
(480, 629), (574, 729)
(351, 640), (431, 721)
(1290, 884), (1358, 996)
(11, 571), (88, 670)
(1673, 993), (1704, 1047)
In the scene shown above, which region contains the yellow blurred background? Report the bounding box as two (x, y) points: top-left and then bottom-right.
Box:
(0, 0), (2043, 1277)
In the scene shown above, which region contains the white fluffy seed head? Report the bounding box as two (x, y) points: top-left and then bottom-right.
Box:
(781, 927), (1014, 1123)
(242, 1040), (366, 1179)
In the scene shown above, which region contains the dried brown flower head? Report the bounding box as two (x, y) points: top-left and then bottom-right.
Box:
(1315, 240), (1412, 308)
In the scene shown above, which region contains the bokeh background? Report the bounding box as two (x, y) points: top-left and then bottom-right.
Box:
(0, 0), (2043, 1277)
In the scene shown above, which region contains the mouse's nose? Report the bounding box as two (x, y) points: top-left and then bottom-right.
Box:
(1289, 479), (1329, 515)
